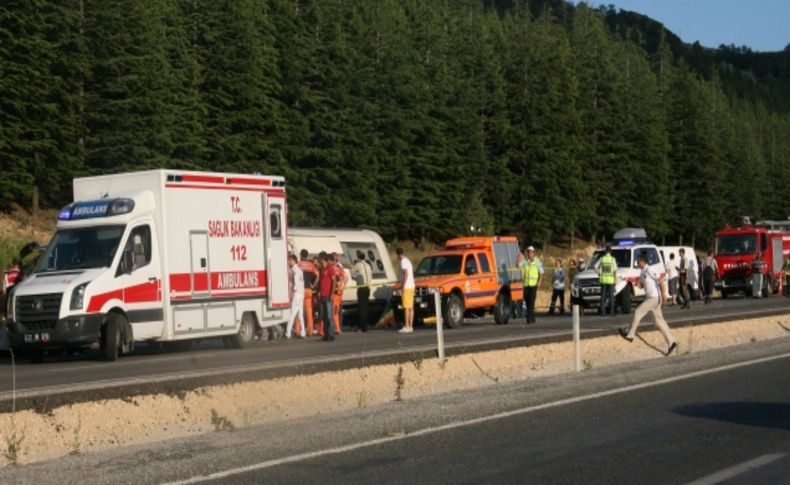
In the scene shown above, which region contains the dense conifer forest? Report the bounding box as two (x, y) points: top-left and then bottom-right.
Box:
(2, 0), (789, 247)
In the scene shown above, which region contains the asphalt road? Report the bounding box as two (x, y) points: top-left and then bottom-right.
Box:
(1, 295), (789, 405)
(3, 327), (789, 484)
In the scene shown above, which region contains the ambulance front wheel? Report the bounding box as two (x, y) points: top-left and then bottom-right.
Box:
(231, 313), (256, 348)
(102, 313), (122, 362)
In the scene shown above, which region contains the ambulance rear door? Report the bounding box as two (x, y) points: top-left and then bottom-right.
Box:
(264, 193), (289, 309)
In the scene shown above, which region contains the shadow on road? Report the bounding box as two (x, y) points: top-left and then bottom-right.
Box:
(674, 402), (790, 431)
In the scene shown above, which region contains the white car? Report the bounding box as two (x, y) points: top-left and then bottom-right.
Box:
(571, 228), (666, 314)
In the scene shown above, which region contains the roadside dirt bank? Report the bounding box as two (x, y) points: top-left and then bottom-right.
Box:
(1, 315), (789, 466)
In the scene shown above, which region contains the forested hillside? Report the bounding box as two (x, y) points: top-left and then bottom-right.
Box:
(1, 0), (789, 247)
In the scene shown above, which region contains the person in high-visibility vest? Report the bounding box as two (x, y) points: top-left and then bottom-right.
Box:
(784, 257), (790, 297)
(596, 246), (617, 316)
(521, 246), (544, 324)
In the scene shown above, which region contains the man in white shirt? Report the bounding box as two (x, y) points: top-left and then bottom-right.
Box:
(285, 254), (305, 338)
(618, 254), (678, 356)
(396, 247), (415, 333)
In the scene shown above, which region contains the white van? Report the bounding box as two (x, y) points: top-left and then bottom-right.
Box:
(287, 227), (395, 326)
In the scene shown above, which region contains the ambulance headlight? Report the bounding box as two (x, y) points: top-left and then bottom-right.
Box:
(70, 282), (90, 311)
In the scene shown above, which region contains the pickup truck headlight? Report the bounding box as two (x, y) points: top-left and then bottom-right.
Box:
(70, 282), (90, 311)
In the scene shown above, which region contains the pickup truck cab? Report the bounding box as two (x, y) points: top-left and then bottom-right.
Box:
(392, 236), (523, 328)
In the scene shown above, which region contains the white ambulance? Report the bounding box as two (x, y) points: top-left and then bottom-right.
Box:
(6, 169), (290, 362)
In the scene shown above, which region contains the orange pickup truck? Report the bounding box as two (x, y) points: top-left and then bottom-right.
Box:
(393, 236), (524, 328)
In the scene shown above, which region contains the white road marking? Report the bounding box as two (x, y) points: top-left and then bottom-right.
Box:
(164, 350), (790, 484)
(685, 453), (787, 485)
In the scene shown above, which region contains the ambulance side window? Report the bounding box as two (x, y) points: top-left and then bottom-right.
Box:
(117, 225), (151, 276)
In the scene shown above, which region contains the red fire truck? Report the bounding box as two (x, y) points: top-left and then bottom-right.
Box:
(714, 219), (790, 297)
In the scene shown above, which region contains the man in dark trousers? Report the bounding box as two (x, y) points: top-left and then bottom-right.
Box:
(678, 248), (690, 309)
(353, 251), (373, 332)
(521, 246), (544, 324)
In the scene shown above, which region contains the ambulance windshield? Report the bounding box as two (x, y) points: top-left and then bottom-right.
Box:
(34, 225), (126, 273)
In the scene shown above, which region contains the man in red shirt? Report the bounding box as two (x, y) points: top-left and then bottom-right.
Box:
(318, 252), (338, 341)
(298, 249), (320, 336)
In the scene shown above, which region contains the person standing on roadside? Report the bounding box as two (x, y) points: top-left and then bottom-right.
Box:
(318, 251), (338, 342)
(353, 251), (373, 332)
(548, 258), (566, 315)
(522, 246), (544, 324)
(331, 252), (347, 333)
(596, 246), (617, 316)
(666, 253), (679, 306)
(396, 247), (415, 333)
(784, 256), (790, 297)
(285, 254), (305, 339)
(701, 250), (719, 304)
(514, 251), (526, 318)
(677, 248), (691, 309)
(618, 254), (678, 356)
(298, 249), (319, 336)
(751, 254), (765, 298)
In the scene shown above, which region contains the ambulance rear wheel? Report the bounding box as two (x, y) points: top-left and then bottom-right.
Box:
(493, 292), (511, 325)
(102, 314), (121, 362)
(444, 294), (464, 329)
(231, 313), (256, 348)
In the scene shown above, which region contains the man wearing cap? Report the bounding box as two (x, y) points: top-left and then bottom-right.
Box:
(521, 246), (544, 324)
(596, 246), (617, 316)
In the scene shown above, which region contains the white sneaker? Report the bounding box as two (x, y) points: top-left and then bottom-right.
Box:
(398, 327), (408, 333)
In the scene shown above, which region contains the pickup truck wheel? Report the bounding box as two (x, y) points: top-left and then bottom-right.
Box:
(720, 289), (729, 299)
(619, 286), (632, 315)
(444, 294), (464, 329)
(493, 292), (511, 325)
(102, 314), (121, 362)
(231, 313), (256, 348)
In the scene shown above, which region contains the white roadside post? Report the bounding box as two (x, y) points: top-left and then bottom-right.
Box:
(573, 304), (581, 372)
(434, 290), (446, 367)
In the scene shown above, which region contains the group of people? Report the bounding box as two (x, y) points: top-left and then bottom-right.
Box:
(284, 248), (374, 342)
(516, 247), (587, 323)
(281, 242), (790, 346)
